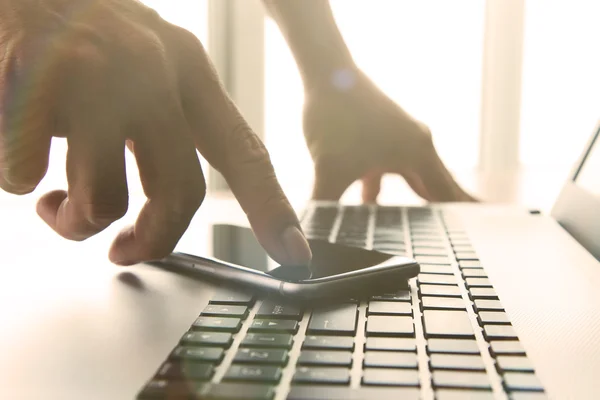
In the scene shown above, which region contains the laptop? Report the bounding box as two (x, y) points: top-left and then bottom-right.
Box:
(130, 124), (600, 399)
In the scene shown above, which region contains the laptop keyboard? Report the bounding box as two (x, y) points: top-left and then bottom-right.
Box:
(138, 205), (546, 400)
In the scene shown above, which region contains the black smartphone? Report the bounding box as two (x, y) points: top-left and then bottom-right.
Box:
(152, 224), (419, 302)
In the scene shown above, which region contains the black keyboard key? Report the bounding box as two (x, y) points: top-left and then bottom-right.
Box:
(157, 361), (214, 380)
(182, 332), (233, 348)
(192, 317), (241, 332)
(288, 386), (420, 400)
(201, 305), (248, 318)
(422, 296), (467, 311)
(362, 368), (420, 386)
(504, 373), (544, 392)
(455, 252), (479, 260)
(302, 336), (355, 351)
(411, 240), (445, 249)
(241, 333), (294, 349)
(436, 390), (494, 400)
(462, 269), (487, 278)
(308, 304), (358, 336)
(233, 348), (289, 365)
(210, 290), (255, 306)
(298, 351), (353, 367)
(365, 337), (416, 352)
(496, 356), (534, 373)
(292, 367), (350, 385)
(466, 278), (493, 288)
(419, 264), (454, 275)
(415, 256), (451, 265)
(423, 310), (474, 338)
(459, 261), (483, 269)
(418, 274), (456, 285)
(257, 302), (303, 320)
(432, 371), (492, 390)
(427, 339), (480, 354)
(470, 288), (498, 299)
(483, 325), (518, 340)
(420, 284), (461, 298)
(171, 346), (224, 363)
(370, 289), (412, 302)
(430, 354), (485, 371)
(368, 301), (412, 316)
(490, 341), (526, 356)
(413, 248), (449, 257)
(366, 315), (414, 337)
(224, 365), (282, 383)
(138, 380), (202, 399)
(202, 383), (275, 400)
(249, 319), (298, 334)
(363, 351), (418, 368)
(478, 311), (510, 325)
(474, 300), (504, 311)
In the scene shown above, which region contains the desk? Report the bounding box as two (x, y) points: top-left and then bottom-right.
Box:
(0, 166), (566, 399)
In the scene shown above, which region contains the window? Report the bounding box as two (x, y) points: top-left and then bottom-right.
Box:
(265, 0), (486, 196)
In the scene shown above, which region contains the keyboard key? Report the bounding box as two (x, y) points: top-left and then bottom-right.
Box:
(366, 316), (415, 337)
(257, 301), (303, 320)
(192, 317), (241, 332)
(474, 300), (504, 312)
(202, 383), (275, 400)
(210, 290), (255, 306)
(365, 337), (417, 352)
(423, 310), (474, 338)
(418, 274), (456, 285)
(465, 278), (493, 288)
(430, 354), (485, 371)
(308, 304), (358, 336)
(420, 284), (461, 298)
(436, 390), (494, 400)
(459, 261), (483, 269)
(478, 311), (510, 324)
(157, 361), (213, 380)
(496, 356), (534, 373)
(241, 333), (294, 349)
(415, 256), (451, 265)
(432, 371), (492, 390)
(201, 304), (248, 318)
(302, 336), (354, 351)
(428, 339), (480, 355)
(451, 245), (475, 253)
(171, 346), (224, 363)
(363, 351), (418, 368)
(298, 351), (353, 367)
(419, 264), (454, 275)
(370, 289), (412, 302)
(504, 373), (544, 392)
(411, 240), (445, 249)
(249, 319), (298, 334)
(138, 380), (203, 399)
(368, 301), (412, 316)
(490, 341), (526, 356)
(362, 368), (420, 386)
(483, 325), (518, 340)
(224, 365), (282, 383)
(182, 332), (233, 348)
(462, 269), (488, 278)
(422, 296), (467, 311)
(292, 367), (350, 385)
(233, 348), (289, 365)
(413, 248), (449, 257)
(455, 252), (479, 260)
(510, 393), (549, 400)
(470, 288), (498, 299)
(288, 386), (420, 400)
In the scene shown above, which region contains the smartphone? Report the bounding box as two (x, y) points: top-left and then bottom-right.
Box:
(152, 224), (419, 302)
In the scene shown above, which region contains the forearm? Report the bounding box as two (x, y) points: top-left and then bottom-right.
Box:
(262, 0), (356, 88)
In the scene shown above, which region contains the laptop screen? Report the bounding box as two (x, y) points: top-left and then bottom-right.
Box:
(575, 132), (600, 197)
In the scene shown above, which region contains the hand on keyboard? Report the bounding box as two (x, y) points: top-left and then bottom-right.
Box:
(302, 68), (477, 203)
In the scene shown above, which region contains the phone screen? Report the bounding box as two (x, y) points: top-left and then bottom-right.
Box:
(211, 224), (398, 282)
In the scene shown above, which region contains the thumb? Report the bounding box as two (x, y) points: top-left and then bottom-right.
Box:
(361, 171), (383, 203)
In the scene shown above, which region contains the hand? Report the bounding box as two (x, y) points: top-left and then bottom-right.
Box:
(303, 68), (477, 203)
(0, 0), (311, 266)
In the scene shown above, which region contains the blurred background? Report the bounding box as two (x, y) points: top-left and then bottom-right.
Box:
(22, 0), (600, 213)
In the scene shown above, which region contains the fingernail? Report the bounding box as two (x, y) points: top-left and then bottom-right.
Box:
(282, 226), (312, 266)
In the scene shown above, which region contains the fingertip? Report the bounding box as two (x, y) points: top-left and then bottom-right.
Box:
(281, 225), (312, 266)
(109, 226), (138, 266)
(36, 190), (67, 227)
